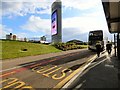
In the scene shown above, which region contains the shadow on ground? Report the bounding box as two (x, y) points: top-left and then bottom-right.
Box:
(18, 50), (96, 69)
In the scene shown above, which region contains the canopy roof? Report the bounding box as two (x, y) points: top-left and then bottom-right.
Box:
(102, 0), (120, 33)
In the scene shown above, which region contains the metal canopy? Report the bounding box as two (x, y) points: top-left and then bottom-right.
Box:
(102, 0), (120, 33)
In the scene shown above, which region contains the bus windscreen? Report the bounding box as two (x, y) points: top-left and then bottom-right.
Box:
(89, 36), (103, 41)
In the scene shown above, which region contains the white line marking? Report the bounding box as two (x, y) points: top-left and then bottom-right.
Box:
(105, 64), (114, 67)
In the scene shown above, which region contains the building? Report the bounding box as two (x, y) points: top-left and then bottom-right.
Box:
(6, 33), (13, 40)
(40, 36), (46, 41)
(13, 35), (17, 40)
(6, 33), (17, 40)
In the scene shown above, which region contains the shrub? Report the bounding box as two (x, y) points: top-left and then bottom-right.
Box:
(53, 42), (83, 51)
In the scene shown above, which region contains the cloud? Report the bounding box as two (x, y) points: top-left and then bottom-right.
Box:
(62, 14), (108, 33)
(0, 24), (34, 39)
(16, 33), (28, 39)
(2, 0), (52, 2)
(21, 15), (51, 35)
(61, 0), (101, 10)
(61, 8), (111, 42)
(0, 24), (13, 38)
(1, 0), (102, 17)
(62, 31), (88, 42)
(1, 1), (52, 17)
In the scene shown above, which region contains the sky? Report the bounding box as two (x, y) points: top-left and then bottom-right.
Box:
(1, 0), (113, 42)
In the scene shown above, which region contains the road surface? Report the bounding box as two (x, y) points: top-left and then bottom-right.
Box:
(0, 49), (97, 89)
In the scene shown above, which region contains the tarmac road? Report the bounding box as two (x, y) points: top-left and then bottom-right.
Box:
(0, 49), (97, 89)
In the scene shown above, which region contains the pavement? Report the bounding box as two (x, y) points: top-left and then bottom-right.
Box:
(62, 51), (120, 89)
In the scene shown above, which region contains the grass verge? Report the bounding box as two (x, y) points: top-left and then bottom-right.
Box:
(1, 40), (61, 60)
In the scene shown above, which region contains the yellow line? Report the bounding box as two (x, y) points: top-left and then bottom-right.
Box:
(43, 67), (62, 77)
(0, 78), (18, 84)
(30, 63), (41, 68)
(41, 66), (57, 73)
(53, 55), (97, 89)
(3, 81), (25, 88)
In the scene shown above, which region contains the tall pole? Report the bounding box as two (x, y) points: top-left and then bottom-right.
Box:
(114, 34), (116, 57)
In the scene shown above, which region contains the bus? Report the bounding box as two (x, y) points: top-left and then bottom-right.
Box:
(88, 30), (104, 51)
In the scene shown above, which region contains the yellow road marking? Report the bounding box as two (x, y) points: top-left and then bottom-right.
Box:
(31, 67), (39, 71)
(20, 86), (34, 90)
(43, 67), (62, 77)
(37, 66), (57, 74)
(3, 81), (25, 89)
(32, 65), (73, 80)
(0, 78), (34, 89)
(36, 68), (46, 73)
(52, 68), (72, 80)
(0, 78), (18, 84)
(53, 55), (97, 89)
(32, 65), (49, 72)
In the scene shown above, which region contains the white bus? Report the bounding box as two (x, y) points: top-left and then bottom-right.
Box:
(88, 30), (104, 51)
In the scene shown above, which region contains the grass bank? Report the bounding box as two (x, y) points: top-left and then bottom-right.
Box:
(1, 40), (61, 60)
